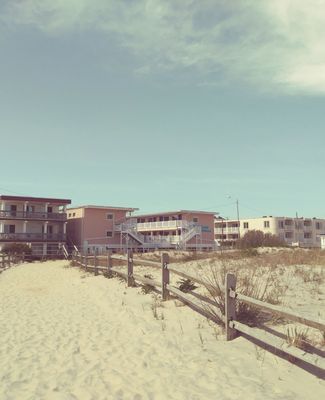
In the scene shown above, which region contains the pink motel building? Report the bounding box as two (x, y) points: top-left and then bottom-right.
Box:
(127, 210), (216, 251)
(66, 205), (138, 253)
(67, 206), (217, 253)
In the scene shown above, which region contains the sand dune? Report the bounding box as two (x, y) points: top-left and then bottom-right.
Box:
(0, 261), (324, 400)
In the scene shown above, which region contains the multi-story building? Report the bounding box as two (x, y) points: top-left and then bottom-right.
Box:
(125, 210), (216, 251)
(68, 206), (216, 253)
(215, 216), (325, 248)
(66, 205), (138, 253)
(0, 195), (71, 256)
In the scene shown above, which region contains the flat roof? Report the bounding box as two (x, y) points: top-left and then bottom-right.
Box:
(68, 205), (138, 211)
(216, 216), (325, 221)
(130, 210), (217, 218)
(0, 195), (71, 205)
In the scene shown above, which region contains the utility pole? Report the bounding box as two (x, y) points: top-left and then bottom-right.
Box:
(236, 199), (241, 239)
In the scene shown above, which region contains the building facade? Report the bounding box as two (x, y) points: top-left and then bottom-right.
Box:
(0, 195), (71, 256)
(66, 205), (138, 253)
(215, 216), (325, 248)
(125, 210), (216, 251)
(68, 206), (216, 253)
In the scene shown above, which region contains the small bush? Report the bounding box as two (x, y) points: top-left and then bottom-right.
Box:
(177, 278), (198, 293)
(141, 274), (155, 294)
(202, 264), (286, 327)
(237, 230), (286, 249)
(3, 243), (32, 255)
(286, 327), (311, 352)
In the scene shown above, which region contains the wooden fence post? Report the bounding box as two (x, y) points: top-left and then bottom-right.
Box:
(161, 253), (170, 301)
(1, 254), (4, 269)
(225, 272), (237, 341)
(107, 251), (112, 276)
(8, 253), (11, 268)
(127, 249), (134, 287)
(94, 252), (98, 276)
(85, 255), (88, 272)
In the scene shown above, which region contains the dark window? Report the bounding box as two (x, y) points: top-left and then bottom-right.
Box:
(4, 225), (15, 233)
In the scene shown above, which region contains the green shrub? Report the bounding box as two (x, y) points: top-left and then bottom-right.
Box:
(177, 278), (198, 293)
(237, 230), (286, 249)
(2, 243), (32, 255)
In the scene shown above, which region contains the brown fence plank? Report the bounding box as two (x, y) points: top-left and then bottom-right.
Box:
(225, 273), (237, 341)
(232, 291), (325, 332)
(230, 320), (325, 370)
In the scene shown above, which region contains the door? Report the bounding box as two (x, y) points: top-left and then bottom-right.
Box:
(10, 205), (17, 217)
(4, 225), (15, 237)
(47, 225), (53, 239)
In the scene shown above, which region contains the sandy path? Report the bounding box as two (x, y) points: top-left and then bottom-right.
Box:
(0, 261), (324, 400)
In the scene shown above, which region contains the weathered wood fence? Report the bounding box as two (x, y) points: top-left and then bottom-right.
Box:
(0, 253), (25, 272)
(71, 251), (325, 372)
(225, 273), (325, 370)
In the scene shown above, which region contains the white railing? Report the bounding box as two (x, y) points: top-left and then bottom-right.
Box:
(181, 225), (201, 244)
(136, 220), (190, 231)
(215, 227), (240, 234)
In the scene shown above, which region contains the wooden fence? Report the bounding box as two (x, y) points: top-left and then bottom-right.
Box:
(0, 253), (25, 272)
(71, 251), (325, 372)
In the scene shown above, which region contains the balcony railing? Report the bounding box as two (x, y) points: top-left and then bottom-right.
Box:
(0, 233), (66, 242)
(0, 210), (67, 221)
(115, 220), (194, 232)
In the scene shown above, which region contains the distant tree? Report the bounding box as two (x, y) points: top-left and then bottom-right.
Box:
(237, 230), (286, 249)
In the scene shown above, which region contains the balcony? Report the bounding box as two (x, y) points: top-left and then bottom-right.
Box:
(136, 220), (192, 231)
(0, 210), (67, 221)
(0, 233), (66, 242)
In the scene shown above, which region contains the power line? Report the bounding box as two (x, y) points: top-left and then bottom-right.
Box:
(0, 186), (29, 196)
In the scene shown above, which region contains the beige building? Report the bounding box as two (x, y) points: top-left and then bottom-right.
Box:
(0, 195), (71, 256)
(215, 216), (325, 248)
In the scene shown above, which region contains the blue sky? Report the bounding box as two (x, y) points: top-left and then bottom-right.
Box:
(0, 0), (325, 218)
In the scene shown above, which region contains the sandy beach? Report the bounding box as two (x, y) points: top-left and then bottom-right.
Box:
(0, 260), (324, 400)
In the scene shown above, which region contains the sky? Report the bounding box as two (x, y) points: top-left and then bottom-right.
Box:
(0, 0), (325, 219)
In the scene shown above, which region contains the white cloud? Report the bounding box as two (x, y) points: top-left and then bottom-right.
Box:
(2, 0), (325, 94)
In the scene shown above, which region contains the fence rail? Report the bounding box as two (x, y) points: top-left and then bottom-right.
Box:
(0, 253), (25, 271)
(71, 253), (325, 373)
(0, 210), (67, 221)
(225, 272), (325, 371)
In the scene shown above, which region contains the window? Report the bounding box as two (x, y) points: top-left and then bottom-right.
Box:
(106, 213), (113, 220)
(304, 232), (312, 239)
(68, 213), (71, 217)
(106, 231), (113, 238)
(4, 224), (15, 233)
(316, 222), (322, 230)
(73, 212), (76, 217)
(304, 220), (311, 227)
(193, 217), (199, 223)
(243, 222), (249, 229)
(285, 232), (293, 239)
(264, 221), (270, 228)
(10, 205), (17, 216)
(278, 220), (284, 229)
(47, 206), (53, 213)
